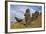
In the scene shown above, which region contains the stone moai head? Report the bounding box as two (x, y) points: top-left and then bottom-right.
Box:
(24, 8), (30, 17)
(26, 8), (30, 13)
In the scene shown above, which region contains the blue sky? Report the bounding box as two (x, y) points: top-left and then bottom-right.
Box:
(10, 5), (42, 11)
(10, 4), (42, 22)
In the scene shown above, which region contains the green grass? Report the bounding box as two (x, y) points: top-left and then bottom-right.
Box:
(11, 15), (42, 29)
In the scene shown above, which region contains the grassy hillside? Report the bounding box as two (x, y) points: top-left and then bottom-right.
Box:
(11, 14), (42, 29)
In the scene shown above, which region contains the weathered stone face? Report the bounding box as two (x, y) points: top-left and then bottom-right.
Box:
(24, 8), (30, 17)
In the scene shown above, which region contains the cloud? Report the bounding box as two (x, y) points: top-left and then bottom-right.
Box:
(10, 5), (40, 22)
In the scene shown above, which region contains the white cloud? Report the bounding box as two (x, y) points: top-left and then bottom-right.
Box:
(10, 6), (36, 22)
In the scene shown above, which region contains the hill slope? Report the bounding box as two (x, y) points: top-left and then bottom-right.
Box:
(11, 14), (42, 29)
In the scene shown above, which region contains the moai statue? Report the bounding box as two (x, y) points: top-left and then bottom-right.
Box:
(24, 8), (31, 25)
(32, 11), (39, 20)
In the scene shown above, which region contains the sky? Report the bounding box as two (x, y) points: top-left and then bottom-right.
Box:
(10, 4), (42, 22)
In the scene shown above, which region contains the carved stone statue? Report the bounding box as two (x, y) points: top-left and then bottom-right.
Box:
(24, 8), (31, 25)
